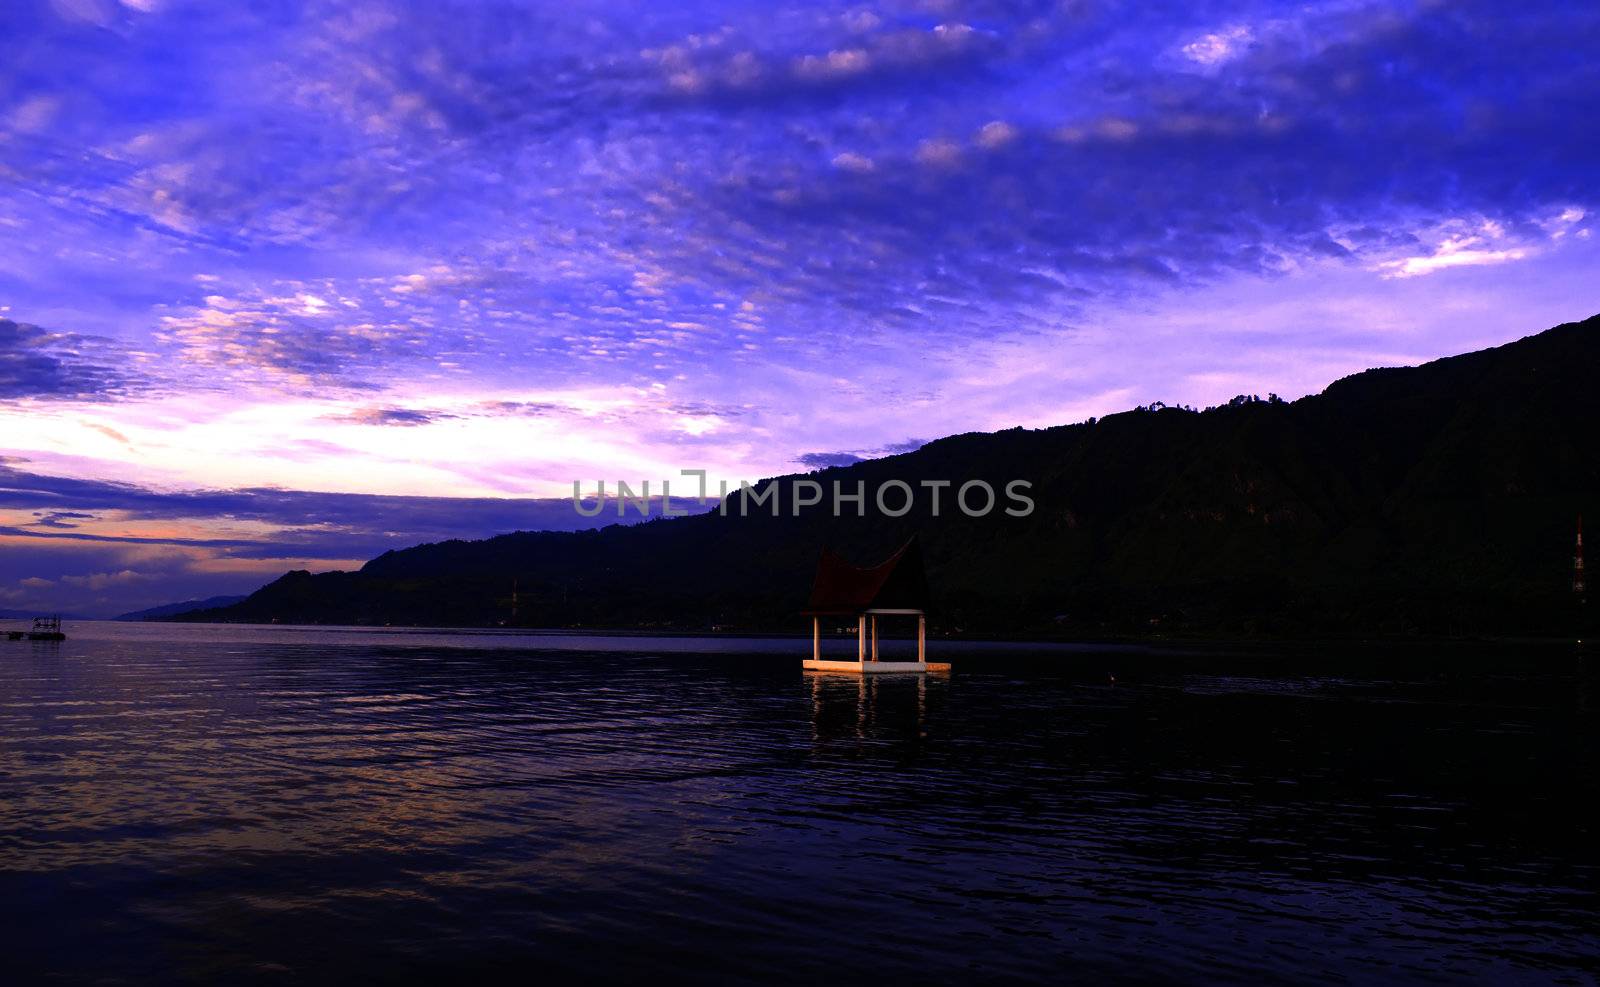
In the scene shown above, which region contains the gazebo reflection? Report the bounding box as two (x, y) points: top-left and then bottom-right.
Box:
(806, 664), (936, 742)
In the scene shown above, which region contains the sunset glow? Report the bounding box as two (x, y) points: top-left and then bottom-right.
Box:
(3, 0), (1597, 613)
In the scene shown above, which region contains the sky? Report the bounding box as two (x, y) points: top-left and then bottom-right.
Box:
(2, 0), (1598, 615)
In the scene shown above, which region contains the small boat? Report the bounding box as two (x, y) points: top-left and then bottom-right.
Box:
(26, 616), (66, 641)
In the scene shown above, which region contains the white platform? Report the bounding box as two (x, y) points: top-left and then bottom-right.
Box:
(803, 659), (952, 674)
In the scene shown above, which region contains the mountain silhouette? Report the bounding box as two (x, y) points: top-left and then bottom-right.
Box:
(114, 596), (248, 621)
(184, 315), (1600, 637)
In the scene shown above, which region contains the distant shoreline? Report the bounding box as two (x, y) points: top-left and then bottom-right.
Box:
(87, 616), (1591, 651)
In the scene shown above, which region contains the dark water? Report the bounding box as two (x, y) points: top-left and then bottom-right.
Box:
(1, 623), (1596, 984)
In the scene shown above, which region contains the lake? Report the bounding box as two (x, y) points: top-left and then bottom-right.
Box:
(1, 622), (1595, 983)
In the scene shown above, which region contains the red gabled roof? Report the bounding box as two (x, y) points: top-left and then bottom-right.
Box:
(803, 536), (930, 615)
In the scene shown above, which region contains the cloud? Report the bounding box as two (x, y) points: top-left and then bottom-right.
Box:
(0, 460), (707, 561)
(328, 406), (459, 427)
(975, 120), (1018, 150)
(1380, 243), (1530, 279)
(476, 400), (565, 417)
(0, 319), (145, 401)
(793, 48), (872, 83)
(7, 0), (1596, 404)
(30, 511), (95, 529)
(879, 438), (927, 455)
(1181, 25), (1254, 67)
(0, 459), (720, 614)
(831, 151), (876, 174)
(796, 437), (926, 470)
(60, 568), (149, 590)
(1373, 216), (1556, 278)
(84, 422), (133, 444)
(915, 138), (964, 168)
(641, 16), (1008, 108)
(797, 451), (863, 469)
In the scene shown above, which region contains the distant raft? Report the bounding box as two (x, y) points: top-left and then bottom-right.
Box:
(15, 616), (67, 641)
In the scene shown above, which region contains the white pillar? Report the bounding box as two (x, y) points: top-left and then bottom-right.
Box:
(917, 614), (926, 665)
(812, 616), (820, 662)
(871, 615), (878, 662)
(857, 615), (866, 664)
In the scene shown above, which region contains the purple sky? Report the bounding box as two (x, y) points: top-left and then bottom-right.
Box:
(2, 0), (1598, 615)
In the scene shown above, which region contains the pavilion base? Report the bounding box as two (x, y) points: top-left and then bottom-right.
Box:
(803, 659), (952, 674)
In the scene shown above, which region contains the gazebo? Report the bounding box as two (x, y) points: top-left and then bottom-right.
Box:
(801, 537), (948, 673)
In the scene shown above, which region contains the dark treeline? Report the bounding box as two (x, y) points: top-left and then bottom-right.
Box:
(182, 315), (1600, 638)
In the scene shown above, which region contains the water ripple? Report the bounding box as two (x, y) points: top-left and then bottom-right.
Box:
(1, 623), (1596, 983)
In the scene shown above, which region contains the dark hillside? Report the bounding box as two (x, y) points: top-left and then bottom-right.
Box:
(186, 315), (1600, 636)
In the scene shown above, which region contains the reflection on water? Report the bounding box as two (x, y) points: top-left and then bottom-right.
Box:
(807, 672), (934, 741)
(1, 623), (1596, 983)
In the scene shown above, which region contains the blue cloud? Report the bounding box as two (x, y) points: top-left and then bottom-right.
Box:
(797, 452), (863, 469)
(5, 0), (1595, 398)
(0, 461), (698, 557)
(0, 458), (727, 613)
(329, 406), (458, 427)
(0, 318), (144, 400)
